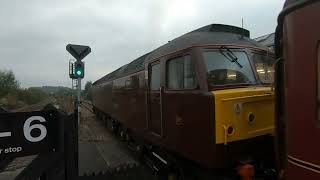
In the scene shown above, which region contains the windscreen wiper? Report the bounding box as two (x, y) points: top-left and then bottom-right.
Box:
(219, 46), (243, 68)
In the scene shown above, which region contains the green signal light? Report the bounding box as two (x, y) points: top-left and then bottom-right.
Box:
(74, 61), (84, 78)
(76, 70), (82, 76)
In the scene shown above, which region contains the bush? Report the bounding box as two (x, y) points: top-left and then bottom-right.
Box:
(17, 87), (49, 105)
(0, 69), (49, 110)
(0, 70), (19, 97)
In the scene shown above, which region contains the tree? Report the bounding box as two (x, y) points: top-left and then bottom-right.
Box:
(83, 81), (92, 100)
(18, 87), (48, 105)
(0, 70), (20, 97)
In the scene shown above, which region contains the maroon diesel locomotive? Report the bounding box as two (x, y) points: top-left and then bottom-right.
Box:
(92, 24), (276, 178)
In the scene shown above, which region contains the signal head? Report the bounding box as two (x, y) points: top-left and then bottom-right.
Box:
(74, 61), (85, 78)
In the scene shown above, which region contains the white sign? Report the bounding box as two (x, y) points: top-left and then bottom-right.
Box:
(23, 116), (47, 142)
(0, 132), (11, 138)
(0, 116), (47, 143)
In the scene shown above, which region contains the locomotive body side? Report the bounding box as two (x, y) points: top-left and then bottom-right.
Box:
(92, 24), (276, 173)
(143, 47), (218, 167)
(276, 0), (320, 179)
(92, 71), (147, 137)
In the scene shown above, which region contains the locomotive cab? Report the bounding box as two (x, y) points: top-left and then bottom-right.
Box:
(145, 43), (276, 170)
(206, 47), (275, 168)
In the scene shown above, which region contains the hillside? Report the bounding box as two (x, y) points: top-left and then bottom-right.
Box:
(40, 86), (73, 94)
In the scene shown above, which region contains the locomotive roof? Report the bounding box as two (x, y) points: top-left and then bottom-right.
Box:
(93, 24), (266, 85)
(93, 54), (148, 85)
(145, 24), (265, 61)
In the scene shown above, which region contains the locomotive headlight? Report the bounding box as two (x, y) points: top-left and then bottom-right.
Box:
(227, 126), (235, 136)
(248, 113), (255, 124)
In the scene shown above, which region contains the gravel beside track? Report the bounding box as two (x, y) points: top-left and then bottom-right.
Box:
(78, 101), (139, 175)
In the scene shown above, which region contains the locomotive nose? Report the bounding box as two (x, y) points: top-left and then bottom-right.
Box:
(212, 87), (275, 145)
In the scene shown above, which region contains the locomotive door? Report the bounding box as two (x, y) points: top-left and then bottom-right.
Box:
(148, 61), (163, 136)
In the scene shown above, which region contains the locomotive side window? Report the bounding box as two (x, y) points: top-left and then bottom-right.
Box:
(203, 50), (255, 86)
(150, 63), (160, 90)
(166, 55), (197, 89)
(252, 53), (275, 84)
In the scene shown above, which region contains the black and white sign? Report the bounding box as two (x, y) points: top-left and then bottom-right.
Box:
(0, 111), (59, 158)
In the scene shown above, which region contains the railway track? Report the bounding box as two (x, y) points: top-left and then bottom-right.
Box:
(82, 100), (93, 113)
(82, 101), (169, 179)
(79, 100), (148, 176)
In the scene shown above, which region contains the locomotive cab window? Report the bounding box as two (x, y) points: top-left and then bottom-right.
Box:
(252, 53), (275, 84)
(166, 55), (198, 90)
(203, 50), (255, 86)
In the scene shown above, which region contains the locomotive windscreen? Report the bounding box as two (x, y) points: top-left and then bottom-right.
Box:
(203, 50), (255, 86)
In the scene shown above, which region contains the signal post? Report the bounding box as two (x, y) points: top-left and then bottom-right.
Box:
(66, 44), (91, 177)
(66, 44), (90, 125)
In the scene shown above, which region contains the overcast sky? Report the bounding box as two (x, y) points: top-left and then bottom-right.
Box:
(0, 0), (284, 88)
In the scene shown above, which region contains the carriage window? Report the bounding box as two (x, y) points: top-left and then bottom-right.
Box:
(167, 55), (197, 89)
(150, 63), (160, 90)
(203, 51), (255, 86)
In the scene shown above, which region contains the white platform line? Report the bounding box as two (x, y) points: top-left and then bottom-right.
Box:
(0, 132), (11, 138)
